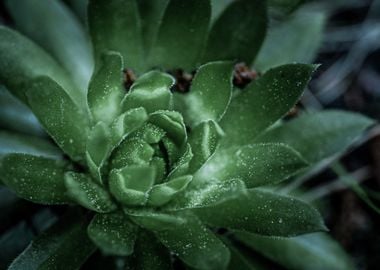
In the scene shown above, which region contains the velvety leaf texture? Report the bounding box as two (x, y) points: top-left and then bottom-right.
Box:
(194, 189), (327, 237)
(0, 154), (70, 204)
(221, 63), (316, 147)
(256, 110), (374, 163)
(0, 0), (375, 269)
(8, 211), (96, 270)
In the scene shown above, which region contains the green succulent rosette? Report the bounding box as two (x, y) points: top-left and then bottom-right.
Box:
(0, 0), (375, 270)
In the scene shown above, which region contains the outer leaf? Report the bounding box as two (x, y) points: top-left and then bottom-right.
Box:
(137, 0), (169, 56)
(194, 189), (326, 237)
(135, 213), (230, 270)
(87, 52), (124, 124)
(203, 0), (267, 65)
(210, 0), (234, 21)
(27, 76), (90, 162)
(125, 230), (172, 270)
(87, 212), (138, 256)
(167, 179), (247, 211)
(65, 0), (88, 23)
(221, 64), (316, 147)
(88, 0), (143, 71)
(188, 120), (223, 173)
(148, 0), (211, 70)
(122, 71), (174, 113)
(6, 0), (94, 90)
(64, 172), (117, 213)
(178, 61), (234, 127)
(235, 232), (355, 270)
(8, 210), (96, 270)
(0, 131), (61, 158)
(0, 86), (44, 136)
(0, 154), (70, 204)
(195, 143), (308, 188)
(255, 110), (375, 163)
(255, 8), (326, 71)
(0, 26), (76, 104)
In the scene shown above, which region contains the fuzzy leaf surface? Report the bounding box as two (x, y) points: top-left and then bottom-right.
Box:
(88, 211), (138, 256)
(88, 52), (124, 124)
(178, 61), (233, 127)
(195, 143), (308, 187)
(8, 211), (96, 270)
(221, 64), (316, 147)
(194, 189), (326, 237)
(134, 213), (230, 270)
(256, 110), (375, 163)
(122, 71), (174, 113)
(27, 76), (90, 162)
(0, 154), (70, 204)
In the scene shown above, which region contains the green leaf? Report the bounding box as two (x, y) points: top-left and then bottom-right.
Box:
(137, 0), (169, 56)
(139, 213), (230, 270)
(221, 64), (316, 147)
(203, 0), (267, 65)
(88, 0), (143, 71)
(167, 179), (247, 211)
(195, 143), (308, 188)
(27, 76), (90, 162)
(125, 230), (172, 270)
(122, 71), (174, 113)
(0, 26), (76, 105)
(88, 52), (125, 124)
(235, 232), (355, 270)
(178, 61), (234, 127)
(149, 110), (187, 146)
(255, 8), (326, 71)
(223, 238), (267, 270)
(110, 107), (149, 145)
(8, 210), (96, 270)
(0, 154), (70, 204)
(188, 120), (223, 173)
(148, 0), (211, 70)
(147, 175), (193, 206)
(64, 172), (117, 213)
(0, 131), (61, 158)
(255, 110), (375, 163)
(86, 122), (112, 184)
(194, 189), (326, 237)
(0, 86), (44, 136)
(87, 211), (138, 256)
(127, 210), (187, 231)
(5, 0), (94, 90)
(167, 143), (193, 179)
(109, 165), (155, 206)
(65, 0), (88, 24)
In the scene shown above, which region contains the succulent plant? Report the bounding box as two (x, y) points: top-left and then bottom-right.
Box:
(0, 0), (375, 269)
